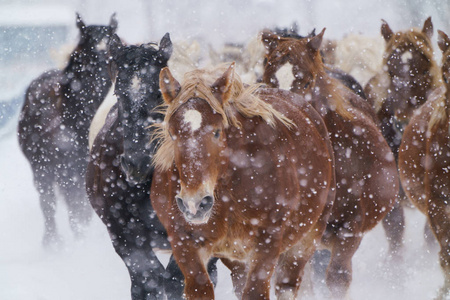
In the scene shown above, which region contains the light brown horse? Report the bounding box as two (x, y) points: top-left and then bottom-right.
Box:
(150, 63), (336, 299)
(262, 29), (398, 297)
(398, 29), (450, 300)
(364, 17), (442, 256)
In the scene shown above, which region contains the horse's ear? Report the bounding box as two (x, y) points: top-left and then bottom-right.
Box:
(211, 62), (235, 104)
(108, 34), (123, 82)
(160, 67), (181, 104)
(109, 13), (118, 32)
(76, 13), (86, 31)
(261, 30), (280, 53)
(158, 33), (173, 63)
(438, 30), (450, 53)
(307, 28), (325, 52)
(381, 19), (394, 41)
(108, 34), (123, 60)
(422, 16), (433, 39)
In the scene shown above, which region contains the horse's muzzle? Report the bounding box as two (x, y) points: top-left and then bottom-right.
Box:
(176, 195), (214, 224)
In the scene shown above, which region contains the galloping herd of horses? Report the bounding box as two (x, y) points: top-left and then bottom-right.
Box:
(16, 12), (449, 300)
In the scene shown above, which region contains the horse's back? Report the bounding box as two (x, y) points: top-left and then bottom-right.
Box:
(18, 69), (63, 159)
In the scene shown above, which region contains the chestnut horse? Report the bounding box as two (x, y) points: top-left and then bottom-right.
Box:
(151, 63), (335, 299)
(17, 13), (117, 247)
(86, 34), (218, 299)
(264, 27), (367, 100)
(262, 29), (398, 297)
(364, 17), (442, 255)
(398, 29), (450, 300)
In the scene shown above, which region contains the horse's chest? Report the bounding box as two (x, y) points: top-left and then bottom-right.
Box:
(212, 237), (253, 261)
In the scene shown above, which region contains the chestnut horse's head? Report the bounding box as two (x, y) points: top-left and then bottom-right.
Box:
(155, 64), (236, 224)
(380, 17), (438, 122)
(108, 33), (172, 184)
(261, 28), (326, 94)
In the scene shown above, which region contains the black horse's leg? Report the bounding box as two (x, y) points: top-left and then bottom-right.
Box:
(165, 256), (219, 300)
(165, 255), (185, 300)
(60, 167), (92, 238)
(33, 168), (61, 248)
(108, 225), (166, 300)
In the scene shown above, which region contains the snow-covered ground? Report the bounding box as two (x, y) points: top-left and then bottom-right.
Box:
(0, 114), (445, 299)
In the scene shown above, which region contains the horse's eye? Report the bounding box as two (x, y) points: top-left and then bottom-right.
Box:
(214, 129), (221, 139)
(169, 132), (176, 141)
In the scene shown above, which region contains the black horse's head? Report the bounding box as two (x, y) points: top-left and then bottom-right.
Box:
(109, 33), (173, 185)
(75, 13), (118, 55)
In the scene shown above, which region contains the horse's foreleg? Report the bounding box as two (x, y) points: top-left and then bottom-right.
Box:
(274, 241), (317, 300)
(241, 235), (282, 300)
(220, 257), (247, 298)
(113, 238), (166, 300)
(172, 245), (214, 300)
(165, 254), (185, 300)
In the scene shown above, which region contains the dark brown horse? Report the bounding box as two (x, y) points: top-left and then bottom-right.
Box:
(86, 34), (218, 300)
(398, 29), (450, 300)
(151, 63), (335, 299)
(17, 13), (117, 247)
(364, 17), (441, 256)
(262, 29), (398, 297)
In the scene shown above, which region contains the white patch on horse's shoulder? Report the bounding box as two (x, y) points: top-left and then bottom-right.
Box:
(183, 109), (202, 132)
(88, 85), (117, 150)
(401, 51), (413, 63)
(276, 62), (295, 91)
(131, 75), (141, 92)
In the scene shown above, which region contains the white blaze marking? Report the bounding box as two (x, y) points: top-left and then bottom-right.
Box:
(96, 38), (108, 51)
(183, 109), (202, 132)
(276, 62), (295, 91)
(401, 51), (413, 63)
(131, 75), (141, 92)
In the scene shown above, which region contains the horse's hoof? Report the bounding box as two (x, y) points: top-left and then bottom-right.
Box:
(42, 233), (64, 251)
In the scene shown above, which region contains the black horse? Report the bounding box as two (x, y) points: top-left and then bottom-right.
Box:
(86, 34), (217, 300)
(17, 13), (117, 247)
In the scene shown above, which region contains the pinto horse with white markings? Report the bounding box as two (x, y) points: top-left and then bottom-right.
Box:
(18, 13), (117, 247)
(262, 29), (398, 298)
(398, 29), (450, 300)
(151, 63), (335, 299)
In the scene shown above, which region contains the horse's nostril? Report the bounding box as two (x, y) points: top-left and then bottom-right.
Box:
(199, 196), (214, 212)
(176, 197), (186, 213)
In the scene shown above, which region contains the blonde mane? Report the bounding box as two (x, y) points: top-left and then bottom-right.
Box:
(427, 85), (448, 132)
(153, 64), (294, 171)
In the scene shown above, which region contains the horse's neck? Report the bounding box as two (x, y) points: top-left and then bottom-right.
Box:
(61, 51), (111, 124)
(311, 73), (353, 120)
